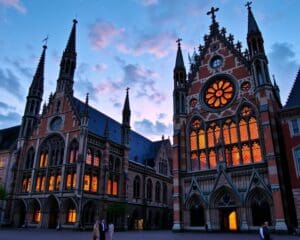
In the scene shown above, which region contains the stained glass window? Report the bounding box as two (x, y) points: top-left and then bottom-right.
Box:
(49, 175), (55, 191)
(191, 152), (199, 171)
(239, 119), (249, 142)
(91, 176), (98, 192)
(208, 128), (214, 148)
(215, 126), (220, 144)
(56, 175), (61, 191)
(107, 180), (111, 194)
(190, 131), (197, 151)
(242, 144), (251, 164)
(33, 209), (41, 223)
(41, 176), (45, 191)
(67, 209), (76, 223)
(252, 143), (262, 162)
(209, 150), (216, 169)
(86, 149), (92, 165)
(198, 130), (206, 149)
(200, 151), (207, 170)
(84, 175), (90, 191)
(223, 125), (230, 144)
(249, 117), (259, 140)
(232, 146), (240, 166)
(230, 122), (238, 143)
(204, 79), (234, 108)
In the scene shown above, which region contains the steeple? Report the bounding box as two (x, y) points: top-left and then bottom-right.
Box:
(175, 39), (185, 70)
(122, 88), (131, 127)
(285, 69), (300, 109)
(56, 19), (77, 95)
(122, 88), (131, 146)
(246, 2), (271, 87)
(19, 45), (47, 138)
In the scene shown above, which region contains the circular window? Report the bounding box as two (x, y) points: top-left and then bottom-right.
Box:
(210, 55), (223, 69)
(203, 77), (235, 109)
(50, 116), (63, 131)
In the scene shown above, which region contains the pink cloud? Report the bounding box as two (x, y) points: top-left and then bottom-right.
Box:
(141, 0), (159, 6)
(96, 81), (118, 94)
(0, 0), (26, 13)
(89, 20), (125, 49)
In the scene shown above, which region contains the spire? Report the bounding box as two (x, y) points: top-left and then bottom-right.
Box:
(56, 19), (77, 95)
(246, 1), (261, 35)
(83, 93), (89, 117)
(175, 38), (185, 70)
(285, 69), (300, 109)
(122, 88), (131, 127)
(29, 45), (47, 97)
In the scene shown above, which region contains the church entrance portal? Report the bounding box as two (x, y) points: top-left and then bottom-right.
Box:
(219, 208), (238, 231)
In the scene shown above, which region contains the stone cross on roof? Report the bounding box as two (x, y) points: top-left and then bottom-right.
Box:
(207, 7), (219, 23)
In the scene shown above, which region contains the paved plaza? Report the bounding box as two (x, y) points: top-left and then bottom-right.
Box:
(0, 229), (298, 240)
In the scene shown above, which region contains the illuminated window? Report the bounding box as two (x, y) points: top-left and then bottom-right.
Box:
(22, 178), (27, 192)
(94, 152), (100, 167)
(68, 140), (78, 164)
(209, 150), (216, 169)
(35, 177), (41, 191)
(107, 180), (112, 194)
(86, 149), (92, 165)
(223, 125), (230, 144)
(113, 180), (118, 196)
(242, 144), (251, 164)
(33, 209), (41, 223)
(252, 143), (262, 162)
(241, 106), (251, 116)
(73, 173), (76, 188)
(192, 119), (201, 129)
(232, 146), (240, 166)
(67, 209), (76, 223)
(200, 151), (207, 170)
(49, 175), (55, 191)
(84, 175), (90, 191)
(91, 176), (98, 192)
(208, 128), (214, 147)
(204, 79), (234, 108)
(56, 175), (61, 191)
(249, 118), (259, 140)
(198, 130), (206, 149)
(230, 122), (238, 143)
(190, 131), (197, 151)
(229, 211), (238, 231)
(41, 176), (45, 191)
(215, 126), (220, 144)
(67, 174), (72, 189)
(239, 119), (249, 142)
(225, 148), (231, 165)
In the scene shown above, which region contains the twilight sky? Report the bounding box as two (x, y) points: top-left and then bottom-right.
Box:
(0, 0), (299, 141)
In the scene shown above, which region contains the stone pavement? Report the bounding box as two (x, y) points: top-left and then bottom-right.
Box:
(0, 229), (298, 240)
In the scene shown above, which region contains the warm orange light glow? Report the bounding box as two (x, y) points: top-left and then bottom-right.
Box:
(73, 174), (76, 188)
(94, 155), (100, 167)
(67, 209), (76, 223)
(209, 150), (216, 169)
(239, 119), (249, 142)
(192, 119), (201, 129)
(190, 131), (197, 151)
(225, 148), (231, 165)
(252, 143), (262, 162)
(107, 180), (112, 194)
(230, 122), (237, 143)
(27, 178), (31, 192)
(86, 149), (92, 165)
(84, 175), (90, 191)
(49, 175), (55, 191)
(200, 151), (207, 170)
(229, 211), (238, 230)
(191, 153), (198, 171)
(223, 125), (230, 144)
(205, 79), (234, 108)
(22, 178), (27, 192)
(92, 176), (98, 192)
(41, 176), (45, 191)
(241, 106), (251, 116)
(208, 128), (214, 147)
(56, 175), (61, 190)
(198, 130), (206, 149)
(35, 177), (41, 191)
(33, 209), (41, 223)
(242, 145), (251, 164)
(215, 126), (220, 144)
(112, 180), (118, 196)
(39, 154), (44, 167)
(232, 146), (240, 166)
(249, 117), (259, 140)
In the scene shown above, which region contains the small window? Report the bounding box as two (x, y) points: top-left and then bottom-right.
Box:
(291, 119), (300, 135)
(294, 147), (300, 177)
(210, 55), (223, 69)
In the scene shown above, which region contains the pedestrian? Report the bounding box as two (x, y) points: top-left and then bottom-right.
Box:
(259, 222), (264, 239)
(91, 220), (100, 240)
(108, 222), (114, 240)
(263, 221), (271, 240)
(99, 219), (106, 240)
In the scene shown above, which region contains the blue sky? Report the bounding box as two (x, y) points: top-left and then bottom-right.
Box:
(0, 0), (299, 140)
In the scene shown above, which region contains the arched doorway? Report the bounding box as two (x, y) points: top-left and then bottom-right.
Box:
(28, 199), (41, 224)
(187, 194), (205, 227)
(46, 196), (59, 228)
(14, 200), (26, 227)
(211, 187), (240, 231)
(82, 201), (96, 226)
(246, 188), (272, 226)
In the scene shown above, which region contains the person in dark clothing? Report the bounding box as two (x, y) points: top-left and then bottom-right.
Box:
(262, 221), (271, 240)
(99, 219), (106, 240)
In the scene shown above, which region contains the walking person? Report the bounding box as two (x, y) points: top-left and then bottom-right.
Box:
(263, 221), (271, 240)
(91, 220), (100, 240)
(108, 222), (114, 240)
(99, 219), (106, 240)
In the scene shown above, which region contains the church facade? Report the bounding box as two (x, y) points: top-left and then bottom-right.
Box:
(0, 20), (173, 230)
(172, 4), (295, 232)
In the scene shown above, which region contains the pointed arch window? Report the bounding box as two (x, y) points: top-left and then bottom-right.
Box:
(68, 140), (79, 164)
(232, 146), (240, 166)
(133, 175), (141, 198)
(25, 148), (35, 169)
(223, 124), (230, 144)
(252, 142), (262, 162)
(249, 117), (259, 140)
(84, 174), (90, 191)
(91, 176), (98, 192)
(209, 150), (216, 169)
(207, 127), (214, 148)
(86, 149), (93, 165)
(239, 119), (249, 142)
(190, 131), (197, 151)
(191, 152), (199, 171)
(242, 144), (251, 164)
(230, 122), (238, 143)
(198, 129), (206, 149)
(199, 151), (207, 170)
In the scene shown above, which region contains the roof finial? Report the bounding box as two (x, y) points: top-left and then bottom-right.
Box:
(42, 35), (49, 48)
(245, 1), (252, 10)
(207, 6), (219, 23)
(176, 38), (182, 48)
(126, 87), (130, 94)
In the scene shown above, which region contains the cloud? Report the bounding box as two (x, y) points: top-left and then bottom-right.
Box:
(0, 101), (15, 111)
(0, 68), (23, 100)
(0, 0), (26, 14)
(0, 111), (21, 127)
(117, 32), (176, 58)
(134, 118), (172, 136)
(140, 0), (159, 6)
(268, 42), (299, 104)
(157, 113), (166, 119)
(88, 20), (125, 50)
(93, 63), (107, 72)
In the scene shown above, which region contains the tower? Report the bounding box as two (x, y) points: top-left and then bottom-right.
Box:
(121, 88), (131, 146)
(19, 45), (46, 140)
(56, 19), (77, 96)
